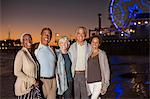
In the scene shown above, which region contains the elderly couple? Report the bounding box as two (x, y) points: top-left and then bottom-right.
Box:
(14, 26), (110, 99)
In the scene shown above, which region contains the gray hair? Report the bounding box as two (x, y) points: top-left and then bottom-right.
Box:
(58, 36), (70, 45)
(75, 26), (87, 36)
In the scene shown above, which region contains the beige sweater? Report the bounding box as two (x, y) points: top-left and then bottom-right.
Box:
(14, 47), (37, 96)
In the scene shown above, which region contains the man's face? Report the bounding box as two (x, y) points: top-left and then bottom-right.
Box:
(76, 28), (86, 43)
(59, 40), (69, 51)
(41, 30), (51, 45)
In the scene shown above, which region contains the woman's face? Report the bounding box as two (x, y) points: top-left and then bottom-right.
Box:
(23, 34), (32, 49)
(59, 40), (69, 51)
(91, 37), (100, 50)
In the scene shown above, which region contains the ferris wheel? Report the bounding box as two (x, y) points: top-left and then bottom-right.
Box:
(109, 0), (150, 31)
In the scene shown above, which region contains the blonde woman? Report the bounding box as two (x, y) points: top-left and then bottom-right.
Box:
(87, 35), (110, 99)
(14, 33), (41, 99)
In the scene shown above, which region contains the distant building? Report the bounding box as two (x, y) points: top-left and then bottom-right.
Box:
(0, 39), (21, 50)
(89, 13), (149, 40)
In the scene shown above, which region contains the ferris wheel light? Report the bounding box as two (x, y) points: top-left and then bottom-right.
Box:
(138, 21), (141, 25)
(144, 21), (148, 24)
(134, 22), (137, 25)
(121, 33), (124, 36)
(109, 0), (148, 34)
(129, 29), (133, 32)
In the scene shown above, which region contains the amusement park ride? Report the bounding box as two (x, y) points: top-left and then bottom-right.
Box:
(1, 0), (149, 52)
(89, 0), (149, 39)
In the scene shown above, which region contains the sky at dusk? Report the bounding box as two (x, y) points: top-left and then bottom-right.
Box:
(1, 0), (111, 42)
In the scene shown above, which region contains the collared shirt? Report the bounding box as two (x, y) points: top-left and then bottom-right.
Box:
(75, 41), (87, 71)
(35, 43), (56, 78)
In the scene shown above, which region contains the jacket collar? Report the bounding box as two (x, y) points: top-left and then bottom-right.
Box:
(22, 47), (36, 64)
(76, 40), (87, 46)
(38, 43), (56, 57)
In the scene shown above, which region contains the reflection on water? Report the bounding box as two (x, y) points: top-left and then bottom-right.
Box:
(108, 55), (149, 99)
(114, 82), (123, 99)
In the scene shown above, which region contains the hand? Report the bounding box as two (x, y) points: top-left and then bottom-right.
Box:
(101, 88), (107, 95)
(34, 80), (39, 87)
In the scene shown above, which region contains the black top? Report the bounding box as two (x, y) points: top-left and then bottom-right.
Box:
(87, 55), (102, 83)
(62, 53), (73, 82)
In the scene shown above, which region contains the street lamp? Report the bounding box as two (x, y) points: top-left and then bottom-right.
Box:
(55, 33), (60, 45)
(56, 33), (60, 37)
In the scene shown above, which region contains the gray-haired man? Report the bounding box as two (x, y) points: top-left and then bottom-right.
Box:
(69, 26), (91, 99)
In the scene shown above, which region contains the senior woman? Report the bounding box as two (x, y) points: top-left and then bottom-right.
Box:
(14, 33), (42, 99)
(87, 35), (110, 99)
(56, 36), (73, 99)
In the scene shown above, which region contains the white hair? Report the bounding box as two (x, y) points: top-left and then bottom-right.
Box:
(20, 32), (31, 43)
(58, 36), (70, 45)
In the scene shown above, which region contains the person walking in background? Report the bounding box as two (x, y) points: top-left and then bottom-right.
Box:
(87, 35), (110, 99)
(14, 33), (42, 99)
(35, 27), (57, 99)
(56, 36), (73, 99)
(69, 26), (91, 99)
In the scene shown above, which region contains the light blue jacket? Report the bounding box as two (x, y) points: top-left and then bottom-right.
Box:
(56, 49), (72, 95)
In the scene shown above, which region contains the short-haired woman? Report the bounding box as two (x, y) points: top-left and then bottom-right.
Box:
(56, 36), (73, 99)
